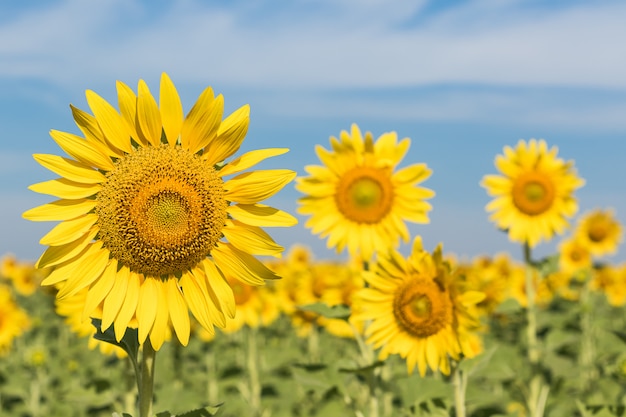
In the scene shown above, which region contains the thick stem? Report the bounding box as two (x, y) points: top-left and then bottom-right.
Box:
(138, 340), (156, 417)
(578, 272), (596, 392)
(453, 365), (467, 417)
(523, 244), (547, 417)
(247, 327), (262, 416)
(206, 343), (219, 405)
(523, 243), (539, 365)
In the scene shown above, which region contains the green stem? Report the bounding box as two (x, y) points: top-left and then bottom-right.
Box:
(307, 324), (320, 363)
(578, 272), (596, 392)
(453, 365), (467, 417)
(523, 244), (547, 417)
(206, 343), (219, 405)
(123, 356), (138, 414)
(247, 327), (262, 416)
(523, 243), (539, 365)
(138, 340), (156, 417)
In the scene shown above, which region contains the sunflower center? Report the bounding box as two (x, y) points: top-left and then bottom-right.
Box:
(96, 145), (228, 277)
(393, 277), (452, 338)
(335, 167), (394, 223)
(588, 222), (608, 243)
(512, 172), (555, 216)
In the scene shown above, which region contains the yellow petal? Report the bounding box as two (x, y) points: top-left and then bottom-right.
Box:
(212, 243), (278, 286)
(56, 247), (110, 299)
(179, 270), (215, 332)
(137, 79), (162, 147)
(33, 154), (106, 184)
(202, 102), (246, 165)
(29, 178), (100, 200)
(102, 265), (130, 332)
(180, 86), (216, 150)
(159, 73), (183, 147)
(218, 148), (289, 177)
(82, 260), (117, 321)
(227, 203), (298, 227)
(49, 130), (115, 171)
(189, 94), (223, 154)
(202, 260), (236, 319)
(40, 241), (102, 286)
(222, 220), (284, 257)
(166, 278), (190, 346)
(40, 213), (98, 246)
(149, 281), (169, 350)
(116, 81), (143, 146)
(70, 105), (104, 143)
(224, 169), (296, 204)
(23, 199), (97, 222)
(36, 229), (99, 269)
(86, 89), (132, 154)
(137, 276), (159, 343)
(114, 272), (140, 342)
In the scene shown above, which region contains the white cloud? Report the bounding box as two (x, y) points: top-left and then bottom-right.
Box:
(1, 0), (625, 90)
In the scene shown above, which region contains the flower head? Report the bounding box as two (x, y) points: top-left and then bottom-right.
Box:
(575, 208), (623, 257)
(0, 285), (30, 355)
(296, 124), (434, 260)
(23, 73), (297, 350)
(481, 139), (584, 248)
(352, 237), (484, 376)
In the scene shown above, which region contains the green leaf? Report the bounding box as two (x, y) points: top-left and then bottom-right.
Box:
(458, 345), (498, 375)
(292, 363), (328, 372)
(298, 303), (351, 320)
(112, 413), (134, 417)
(533, 253), (559, 275)
(338, 360), (385, 374)
(176, 404), (223, 416)
(92, 318), (139, 364)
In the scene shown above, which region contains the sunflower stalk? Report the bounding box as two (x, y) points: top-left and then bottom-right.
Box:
(138, 340), (156, 417)
(206, 343), (219, 405)
(578, 271), (596, 393)
(246, 326), (263, 417)
(523, 244), (548, 417)
(452, 364), (467, 417)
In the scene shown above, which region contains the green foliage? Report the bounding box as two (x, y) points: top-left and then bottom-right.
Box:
(3, 269), (626, 416)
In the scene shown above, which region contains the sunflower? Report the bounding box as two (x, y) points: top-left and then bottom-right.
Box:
(23, 73), (297, 350)
(0, 255), (44, 296)
(481, 139), (584, 248)
(55, 286), (127, 357)
(575, 208), (623, 257)
(590, 264), (626, 307)
(352, 237), (484, 376)
(558, 237), (592, 275)
(455, 254), (511, 316)
(0, 285), (30, 355)
(220, 276), (280, 334)
(296, 124), (434, 260)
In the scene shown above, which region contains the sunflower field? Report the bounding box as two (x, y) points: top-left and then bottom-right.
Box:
(3, 75), (626, 417)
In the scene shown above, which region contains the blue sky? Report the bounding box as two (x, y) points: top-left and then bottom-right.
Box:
(2, 0), (626, 263)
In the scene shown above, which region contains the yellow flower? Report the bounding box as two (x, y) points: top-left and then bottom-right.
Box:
(23, 73), (297, 350)
(575, 208), (623, 257)
(590, 264), (626, 306)
(558, 237), (592, 275)
(481, 139), (584, 248)
(0, 285), (30, 355)
(0, 255), (44, 296)
(296, 124), (434, 260)
(352, 237), (484, 376)
(220, 276), (280, 333)
(506, 262), (553, 308)
(55, 287), (127, 358)
(456, 254), (512, 316)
